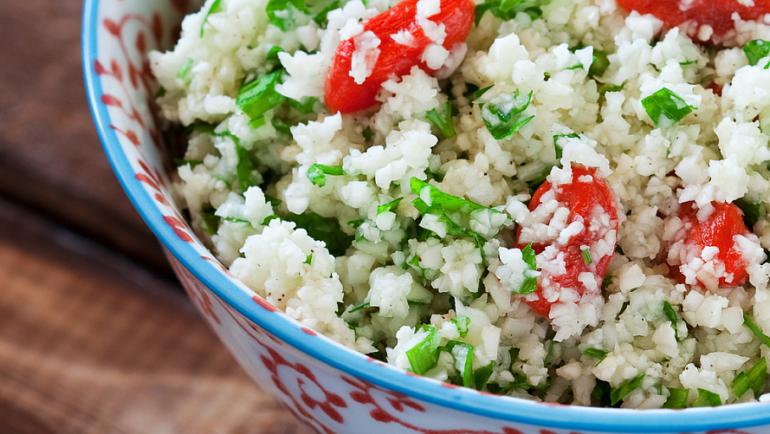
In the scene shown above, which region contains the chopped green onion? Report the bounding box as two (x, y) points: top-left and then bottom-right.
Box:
(221, 216), (250, 224)
(662, 388), (689, 409)
(736, 198), (762, 229)
(692, 388), (722, 407)
(272, 118), (292, 135)
(480, 89), (534, 140)
(377, 198), (403, 215)
(451, 315), (471, 338)
(410, 178), (494, 215)
(200, 209), (220, 235)
(306, 164), (344, 187)
(348, 302), (371, 313)
(426, 101), (457, 138)
(261, 214), (280, 226)
(474, 362), (495, 390)
(287, 96), (318, 114)
(733, 357), (767, 399)
(406, 325), (442, 375)
(234, 140), (262, 193)
(447, 341), (475, 388)
(265, 0), (308, 31)
(641, 88), (697, 128)
(200, 0), (224, 37)
(284, 212), (353, 256)
(582, 347), (608, 363)
(474, 85), (493, 100)
(744, 313), (770, 349)
(610, 374), (644, 405)
(744, 39), (770, 66)
(177, 58), (194, 82)
(236, 71), (285, 129)
(581, 248), (593, 265)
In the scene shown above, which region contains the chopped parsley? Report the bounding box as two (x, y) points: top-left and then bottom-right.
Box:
(234, 139), (262, 192)
(265, 0), (308, 32)
(451, 315), (471, 338)
(480, 89), (534, 140)
(426, 101), (457, 138)
(514, 243), (538, 295)
(610, 374), (644, 405)
(306, 164), (344, 187)
(641, 88), (697, 128)
(736, 198), (762, 229)
(743, 39), (770, 66)
(662, 388), (689, 409)
(284, 212), (353, 256)
(236, 71), (285, 129)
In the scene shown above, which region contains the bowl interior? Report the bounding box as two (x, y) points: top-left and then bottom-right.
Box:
(81, 0), (770, 431)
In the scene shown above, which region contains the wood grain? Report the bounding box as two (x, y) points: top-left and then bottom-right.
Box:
(0, 199), (314, 434)
(0, 0), (171, 276)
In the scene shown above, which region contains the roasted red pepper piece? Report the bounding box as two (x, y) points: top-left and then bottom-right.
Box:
(516, 165), (620, 318)
(616, 0), (770, 39)
(664, 201), (751, 289)
(324, 0), (475, 114)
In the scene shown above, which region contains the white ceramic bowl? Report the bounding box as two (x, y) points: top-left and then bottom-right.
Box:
(82, 0), (770, 431)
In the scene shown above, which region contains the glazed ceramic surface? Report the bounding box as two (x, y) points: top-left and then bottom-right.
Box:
(82, 0), (770, 431)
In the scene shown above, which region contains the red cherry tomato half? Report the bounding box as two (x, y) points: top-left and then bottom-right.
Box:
(516, 165), (620, 318)
(616, 0), (770, 39)
(664, 201), (751, 289)
(324, 0), (475, 114)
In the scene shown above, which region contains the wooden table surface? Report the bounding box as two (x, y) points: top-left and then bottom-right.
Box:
(0, 0), (312, 432)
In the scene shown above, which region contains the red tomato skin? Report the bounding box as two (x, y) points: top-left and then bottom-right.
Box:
(516, 166), (620, 318)
(325, 0), (475, 114)
(666, 201), (750, 287)
(616, 0), (770, 38)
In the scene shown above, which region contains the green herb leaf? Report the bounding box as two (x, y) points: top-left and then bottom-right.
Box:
(234, 140), (262, 193)
(272, 118), (292, 135)
(306, 164), (344, 187)
(513, 243), (538, 295)
(236, 71), (285, 129)
(348, 302), (371, 313)
(599, 81), (627, 95)
(581, 248), (593, 265)
(663, 301), (681, 342)
(744, 39), (770, 66)
(589, 49), (610, 78)
(474, 362), (495, 390)
(610, 374), (644, 405)
(266, 0), (308, 31)
(474, 85), (493, 101)
(313, 0), (340, 26)
(474, 0), (544, 24)
(410, 178), (492, 215)
(662, 388), (689, 409)
(347, 219), (365, 229)
(553, 133), (578, 160)
(284, 212), (354, 256)
(261, 214), (280, 226)
(177, 58), (194, 82)
(155, 86), (166, 98)
(733, 357), (767, 399)
(641, 88), (696, 128)
(692, 388), (722, 407)
(452, 315), (471, 338)
(200, 0), (224, 37)
(474, 3), (493, 25)
(592, 380), (613, 407)
(744, 313), (770, 349)
(406, 325), (442, 375)
(736, 198), (762, 229)
(362, 126), (374, 142)
(582, 347), (608, 363)
(426, 101), (457, 138)
(480, 89), (534, 140)
(200, 209), (220, 235)
(264, 194), (282, 207)
(266, 45), (285, 62)
(377, 198), (403, 215)
(174, 158), (203, 168)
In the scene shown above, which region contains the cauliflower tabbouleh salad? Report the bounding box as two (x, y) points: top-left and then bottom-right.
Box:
(151, 0), (770, 408)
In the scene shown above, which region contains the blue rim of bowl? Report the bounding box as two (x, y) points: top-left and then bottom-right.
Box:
(82, 1), (770, 431)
